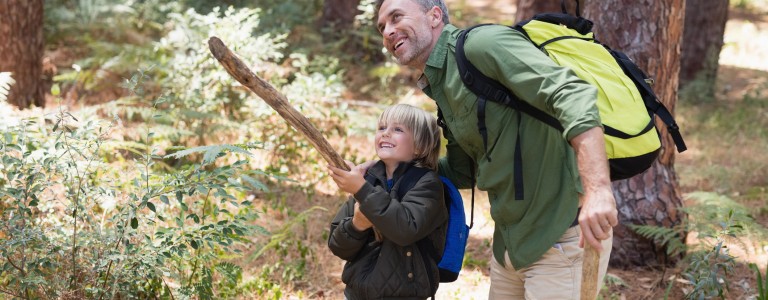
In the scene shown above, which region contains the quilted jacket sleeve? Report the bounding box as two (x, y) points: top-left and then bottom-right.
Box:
(353, 172), (447, 247)
(328, 197), (373, 261)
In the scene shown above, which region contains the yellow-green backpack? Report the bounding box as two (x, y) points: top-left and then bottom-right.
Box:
(454, 1), (686, 184)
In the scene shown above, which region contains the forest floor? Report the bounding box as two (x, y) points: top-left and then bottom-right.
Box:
(2, 1), (768, 300)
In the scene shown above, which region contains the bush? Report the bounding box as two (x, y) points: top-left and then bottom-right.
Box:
(0, 96), (274, 298)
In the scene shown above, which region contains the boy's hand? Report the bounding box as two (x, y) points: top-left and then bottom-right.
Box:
(328, 161), (366, 195)
(351, 202), (373, 231)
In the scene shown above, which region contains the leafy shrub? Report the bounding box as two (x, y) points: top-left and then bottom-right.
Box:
(0, 94), (275, 298)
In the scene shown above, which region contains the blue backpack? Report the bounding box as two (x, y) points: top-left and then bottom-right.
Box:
(395, 167), (472, 283)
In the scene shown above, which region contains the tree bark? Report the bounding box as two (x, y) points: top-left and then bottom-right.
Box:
(0, 0), (45, 109)
(679, 0), (728, 98)
(515, 0), (564, 23)
(320, 0), (361, 31)
(583, 0), (687, 268)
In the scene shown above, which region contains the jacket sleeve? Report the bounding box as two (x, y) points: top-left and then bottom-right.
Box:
(353, 172), (447, 246)
(464, 25), (601, 141)
(328, 197), (373, 260)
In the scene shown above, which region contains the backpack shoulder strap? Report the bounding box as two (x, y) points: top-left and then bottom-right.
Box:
(610, 50), (687, 153)
(394, 166), (431, 200)
(455, 24), (564, 133)
(455, 24), (562, 200)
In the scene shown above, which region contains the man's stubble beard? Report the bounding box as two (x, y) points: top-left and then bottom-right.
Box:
(392, 30), (431, 68)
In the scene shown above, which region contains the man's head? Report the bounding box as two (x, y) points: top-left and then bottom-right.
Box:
(375, 0), (448, 70)
(375, 0), (450, 24)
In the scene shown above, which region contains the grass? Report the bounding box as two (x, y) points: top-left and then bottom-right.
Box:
(677, 76), (768, 196)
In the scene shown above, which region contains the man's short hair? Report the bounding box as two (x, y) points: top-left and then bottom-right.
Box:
(375, 0), (451, 24)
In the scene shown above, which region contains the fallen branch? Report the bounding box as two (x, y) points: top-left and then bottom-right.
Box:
(207, 36), (349, 171)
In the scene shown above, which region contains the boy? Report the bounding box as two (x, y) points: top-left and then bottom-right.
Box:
(327, 104), (447, 299)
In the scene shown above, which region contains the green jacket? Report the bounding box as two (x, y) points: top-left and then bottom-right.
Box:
(422, 24), (601, 269)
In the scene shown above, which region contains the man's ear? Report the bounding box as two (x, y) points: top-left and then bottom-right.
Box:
(429, 6), (443, 27)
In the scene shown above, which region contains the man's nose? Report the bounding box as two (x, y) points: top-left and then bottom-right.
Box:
(382, 23), (395, 38)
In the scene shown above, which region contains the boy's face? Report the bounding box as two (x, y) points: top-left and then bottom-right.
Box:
(376, 0), (438, 69)
(375, 122), (416, 166)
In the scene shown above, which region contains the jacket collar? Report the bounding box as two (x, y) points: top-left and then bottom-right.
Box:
(422, 24), (460, 93)
(367, 160), (418, 186)
(425, 24), (459, 70)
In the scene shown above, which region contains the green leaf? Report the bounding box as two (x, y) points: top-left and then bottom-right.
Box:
(131, 217), (138, 229)
(51, 84), (61, 96)
(160, 195), (169, 205)
(186, 214), (200, 224)
(162, 144), (253, 166)
(190, 240), (199, 249)
(147, 202), (156, 213)
(241, 174), (268, 192)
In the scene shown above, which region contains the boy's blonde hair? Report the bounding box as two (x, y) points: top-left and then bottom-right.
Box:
(378, 104), (441, 171)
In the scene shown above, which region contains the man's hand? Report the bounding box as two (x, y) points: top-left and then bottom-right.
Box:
(570, 127), (618, 251)
(328, 160), (368, 195)
(578, 186), (617, 250)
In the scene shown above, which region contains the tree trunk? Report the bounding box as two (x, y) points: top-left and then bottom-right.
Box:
(320, 0), (361, 31)
(679, 0), (728, 99)
(0, 0), (45, 109)
(515, 0), (564, 23)
(583, 0), (687, 268)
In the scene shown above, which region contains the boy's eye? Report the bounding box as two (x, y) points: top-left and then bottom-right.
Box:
(394, 127), (404, 132)
(378, 125), (387, 131)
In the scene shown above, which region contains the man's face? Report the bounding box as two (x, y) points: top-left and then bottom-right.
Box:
(376, 0), (437, 69)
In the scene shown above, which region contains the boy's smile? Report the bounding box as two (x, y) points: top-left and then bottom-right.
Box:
(375, 122), (416, 174)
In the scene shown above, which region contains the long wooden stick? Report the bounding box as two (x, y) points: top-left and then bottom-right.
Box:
(208, 36), (349, 171)
(581, 244), (601, 300)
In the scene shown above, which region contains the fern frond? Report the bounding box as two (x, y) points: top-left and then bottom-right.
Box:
(628, 224), (687, 256)
(195, 266), (214, 300)
(0, 72), (15, 102)
(215, 262), (243, 285)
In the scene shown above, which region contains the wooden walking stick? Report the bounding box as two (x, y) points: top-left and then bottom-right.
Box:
(581, 243), (601, 300)
(207, 36), (349, 171)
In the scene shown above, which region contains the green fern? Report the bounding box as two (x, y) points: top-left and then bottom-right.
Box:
(0, 72), (14, 102)
(629, 224), (687, 257)
(195, 266), (214, 300)
(215, 262), (242, 286)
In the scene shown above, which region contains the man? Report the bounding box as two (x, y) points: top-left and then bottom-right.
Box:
(374, 0), (617, 298)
